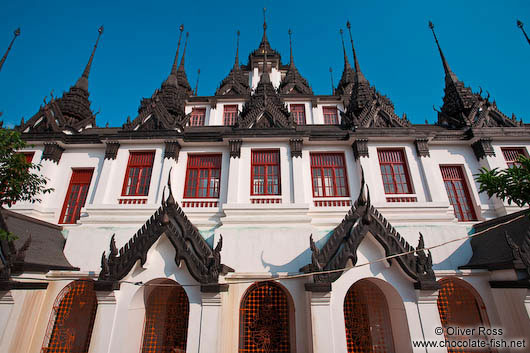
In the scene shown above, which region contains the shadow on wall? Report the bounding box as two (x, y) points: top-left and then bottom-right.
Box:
(433, 228), (474, 270)
(260, 230), (333, 275)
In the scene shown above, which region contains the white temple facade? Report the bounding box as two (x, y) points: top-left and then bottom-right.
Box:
(1, 17), (529, 353)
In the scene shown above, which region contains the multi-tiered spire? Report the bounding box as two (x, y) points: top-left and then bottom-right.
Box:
(176, 32), (193, 94)
(215, 30), (250, 96)
(19, 26), (103, 133)
(279, 29), (313, 95)
(342, 21), (408, 128)
(335, 28), (355, 96)
(0, 28), (20, 73)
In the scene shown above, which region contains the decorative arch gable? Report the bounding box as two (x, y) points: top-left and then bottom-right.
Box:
(300, 171), (437, 290)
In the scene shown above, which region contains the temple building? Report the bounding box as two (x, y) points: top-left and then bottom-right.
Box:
(0, 14), (529, 353)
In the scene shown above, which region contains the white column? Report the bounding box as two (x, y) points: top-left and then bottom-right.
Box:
(226, 156), (241, 203)
(88, 291), (117, 353)
(0, 291), (14, 345)
(525, 290), (530, 320)
(198, 291), (223, 353)
(417, 157), (449, 204)
(92, 158), (117, 204)
(415, 290), (447, 353)
(309, 291), (335, 353)
(291, 155), (305, 204)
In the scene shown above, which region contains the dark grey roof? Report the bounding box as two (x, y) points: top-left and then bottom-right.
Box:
(461, 209), (530, 270)
(2, 209), (77, 272)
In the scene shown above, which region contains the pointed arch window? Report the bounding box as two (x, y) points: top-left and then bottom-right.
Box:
(344, 279), (395, 353)
(141, 282), (190, 353)
(437, 278), (492, 353)
(41, 280), (98, 353)
(239, 281), (292, 353)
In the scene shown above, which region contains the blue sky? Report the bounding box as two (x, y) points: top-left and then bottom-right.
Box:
(0, 0), (528, 127)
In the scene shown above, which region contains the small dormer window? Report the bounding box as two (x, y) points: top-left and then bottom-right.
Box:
(323, 107), (339, 124)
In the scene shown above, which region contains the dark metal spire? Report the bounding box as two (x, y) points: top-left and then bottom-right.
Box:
(346, 21), (366, 82)
(178, 32), (189, 71)
(234, 30), (240, 68)
(517, 20), (530, 46)
(75, 26), (103, 91)
(329, 67), (335, 95)
(261, 46), (270, 84)
(0, 28), (20, 73)
(428, 21), (458, 82)
(194, 69), (200, 95)
(339, 29), (351, 69)
(165, 24), (184, 86)
(262, 7), (268, 45)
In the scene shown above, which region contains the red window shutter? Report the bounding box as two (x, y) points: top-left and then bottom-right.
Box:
(189, 108), (206, 126)
(122, 151), (155, 196)
(59, 169), (94, 224)
(377, 149), (413, 194)
(310, 153), (349, 197)
(23, 152), (35, 164)
(501, 147), (526, 168)
(323, 107), (338, 124)
(223, 105), (238, 125)
(440, 166), (477, 221)
(251, 150), (281, 196)
(290, 104), (306, 125)
(184, 154), (222, 198)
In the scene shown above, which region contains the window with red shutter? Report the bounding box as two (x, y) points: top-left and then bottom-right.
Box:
(184, 154), (222, 198)
(378, 149), (413, 194)
(310, 153), (349, 197)
(22, 152), (34, 164)
(501, 147), (527, 168)
(122, 151), (155, 196)
(323, 106), (338, 124)
(251, 150), (281, 195)
(189, 108), (206, 126)
(59, 169), (94, 224)
(440, 166), (477, 221)
(290, 104), (306, 125)
(223, 105), (238, 126)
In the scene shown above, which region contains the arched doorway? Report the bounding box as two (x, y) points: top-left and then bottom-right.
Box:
(239, 281), (293, 353)
(437, 277), (492, 353)
(140, 279), (190, 353)
(344, 279), (396, 353)
(41, 280), (98, 353)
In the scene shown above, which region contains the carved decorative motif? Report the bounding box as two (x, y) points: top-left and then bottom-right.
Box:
(98, 177), (233, 286)
(289, 138), (303, 158)
(229, 139), (242, 159)
(42, 143), (65, 164)
(300, 171), (438, 290)
(415, 138), (430, 157)
(352, 139), (368, 160)
(164, 140), (181, 161)
(505, 230), (530, 277)
(104, 142), (119, 160)
(471, 138), (495, 160)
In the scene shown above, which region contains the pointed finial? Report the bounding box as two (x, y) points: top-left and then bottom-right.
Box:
(428, 21), (457, 79)
(329, 67), (335, 95)
(169, 24), (184, 79)
(339, 29), (351, 69)
(261, 7), (268, 43)
(346, 21), (362, 75)
(0, 28), (21, 73)
(75, 26), (104, 90)
(517, 19), (530, 46)
(234, 30), (240, 68)
(288, 29), (294, 66)
(194, 68), (200, 95)
(178, 32), (189, 71)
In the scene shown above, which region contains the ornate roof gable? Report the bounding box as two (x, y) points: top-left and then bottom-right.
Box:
(301, 171), (437, 290)
(18, 27), (103, 134)
(237, 52), (294, 129)
(341, 22), (410, 129)
(99, 177), (233, 285)
(278, 30), (313, 95)
(429, 22), (522, 129)
(215, 30), (250, 96)
(123, 26), (192, 131)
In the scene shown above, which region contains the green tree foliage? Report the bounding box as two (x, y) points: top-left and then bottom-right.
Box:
(0, 129), (53, 239)
(475, 155), (530, 208)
